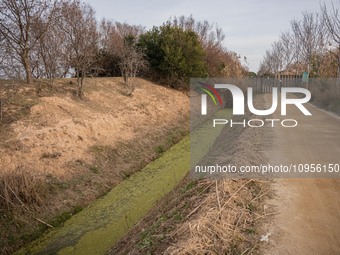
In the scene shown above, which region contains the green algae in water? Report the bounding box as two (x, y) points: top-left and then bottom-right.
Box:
(15, 137), (190, 255)
(15, 109), (231, 255)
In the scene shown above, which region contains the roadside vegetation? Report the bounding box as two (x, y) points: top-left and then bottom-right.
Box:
(258, 2), (340, 80)
(110, 94), (275, 254)
(0, 4), (246, 253)
(109, 177), (273, 255)
(0, 78), (189, 254)
(0, 0), (247, 96)
(0, 3), (246, 252)
(258, 1), (340, 115)
(0, 0), (339, 254)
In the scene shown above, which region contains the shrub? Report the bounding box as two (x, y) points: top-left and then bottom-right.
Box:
(138, 25), (207, 89)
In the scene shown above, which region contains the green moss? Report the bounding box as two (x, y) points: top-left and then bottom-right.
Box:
(14, 136), (189, 255)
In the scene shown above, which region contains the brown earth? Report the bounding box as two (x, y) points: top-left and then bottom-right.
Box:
(263, 95), (340, 254)
(0, 77), (188, 176)
(0, 77), (189, 254)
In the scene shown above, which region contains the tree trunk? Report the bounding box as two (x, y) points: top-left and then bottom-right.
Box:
(76, 69), (83, 98)
(22, 52), (33, 84)
(78, 76), (84, 98)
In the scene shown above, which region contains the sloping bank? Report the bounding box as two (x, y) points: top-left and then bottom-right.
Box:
(15, 110), (230, 255)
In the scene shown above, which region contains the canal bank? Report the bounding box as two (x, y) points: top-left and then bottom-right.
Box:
(16, 109), (230, 255)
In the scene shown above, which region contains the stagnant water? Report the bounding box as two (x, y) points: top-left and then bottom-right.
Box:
(16, 109), (230, 255)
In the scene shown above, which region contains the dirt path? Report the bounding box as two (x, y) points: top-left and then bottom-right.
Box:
(263, 95), (340, 254)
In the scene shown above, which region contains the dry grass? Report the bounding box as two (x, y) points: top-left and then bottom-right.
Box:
(0, 77), (189, 254)
(0, 81), (37, 126)
(164, 179), (271, 255)
(0, 167), (46, 210)
(109, 177), (273, 255)
(309, 80), (340, 116)
(0, 167), (51, 255)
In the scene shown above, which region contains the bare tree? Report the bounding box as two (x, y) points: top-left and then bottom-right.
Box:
(167, 15), (225, 50)
(0, 39), (23, 79)
(59, 0), (98, 98)
(100, 20), (147, 95)
(116, 30), (147, 95)
(258, 41), (284, 78)
(290, 12), (326, 76)
(321, 1), (340, 83)
(0, 0), (57, 84)
(30, 3), (71, 84)
(279, 32), (295, 71)
(99, 19), (116, 53)
(118, 38), (147, 95)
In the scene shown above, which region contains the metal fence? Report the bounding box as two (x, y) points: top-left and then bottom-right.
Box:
(224, 77), (340, 94)
(249, 77), (340, 115)
(208, 77), (340, 115)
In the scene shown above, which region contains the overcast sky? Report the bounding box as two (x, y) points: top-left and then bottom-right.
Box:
(86, 0), (333, 72)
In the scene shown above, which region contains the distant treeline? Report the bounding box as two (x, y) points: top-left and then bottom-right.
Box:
(0, 0), (247, 96)
(259, 1), (340, 80)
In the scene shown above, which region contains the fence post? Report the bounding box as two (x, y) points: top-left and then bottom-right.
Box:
(255, 77), (258, 94)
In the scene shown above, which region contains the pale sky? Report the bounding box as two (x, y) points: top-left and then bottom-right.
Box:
(86, 0), (332, 72)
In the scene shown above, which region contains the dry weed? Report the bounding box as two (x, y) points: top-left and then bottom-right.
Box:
(0, 167), (46, 211)
(164, 179), (270, 255)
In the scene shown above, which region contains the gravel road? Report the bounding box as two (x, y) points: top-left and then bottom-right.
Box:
(264, 95), (340, 255)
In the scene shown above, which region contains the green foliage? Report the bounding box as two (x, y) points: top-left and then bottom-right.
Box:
(154, 145), (165, 155)
(248, 71), (257, 78)
(139, 25), (207, 88)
